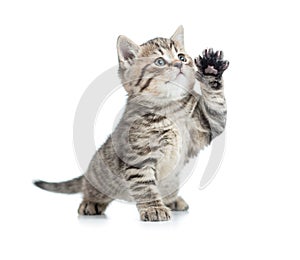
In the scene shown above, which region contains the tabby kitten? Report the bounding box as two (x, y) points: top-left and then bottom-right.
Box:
(34, 26), (229, 221)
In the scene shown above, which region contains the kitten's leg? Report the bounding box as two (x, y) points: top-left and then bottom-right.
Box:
(78, 177), (113, 215)
(125, 167), (171, 221)
(194, 49), (229, 140)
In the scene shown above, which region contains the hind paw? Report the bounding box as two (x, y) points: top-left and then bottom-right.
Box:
(166, 196), (189, 211)
(78, 201), (108, 215)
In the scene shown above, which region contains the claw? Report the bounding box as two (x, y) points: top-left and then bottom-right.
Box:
(194, 58), (198, 67)
(194, 55), (202, 67)
(221, 60), (230, 71)
(215, 50), (223, 60)
(219, 51), (224, 59)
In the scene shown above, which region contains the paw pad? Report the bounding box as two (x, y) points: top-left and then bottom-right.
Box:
(195, 48), (229, 78)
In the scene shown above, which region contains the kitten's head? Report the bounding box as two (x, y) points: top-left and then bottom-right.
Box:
(117, 26), (195, 100)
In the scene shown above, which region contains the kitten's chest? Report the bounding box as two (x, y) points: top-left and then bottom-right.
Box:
(127, 110), (193, 179)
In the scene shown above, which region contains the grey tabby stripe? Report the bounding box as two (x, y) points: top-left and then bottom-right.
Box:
(135, 64), (151, 86)
(140, 78), (153, 92)
(170, 40), (178, 52)
(126, 173), (145, 181)
(154, 43), (164, 55)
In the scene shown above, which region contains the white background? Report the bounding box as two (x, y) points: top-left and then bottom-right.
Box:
(1, 0), (300, 259)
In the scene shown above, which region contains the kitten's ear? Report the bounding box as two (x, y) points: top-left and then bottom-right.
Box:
(117, 35), (140, 67)
(171, 25), (184, 49)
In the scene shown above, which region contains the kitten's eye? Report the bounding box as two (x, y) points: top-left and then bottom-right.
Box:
(154, 57), (166, 66)
(178, 54), (187, 62)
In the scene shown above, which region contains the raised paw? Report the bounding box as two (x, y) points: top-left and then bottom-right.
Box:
(195, 48), (229, 79)
(139, 205), (171, 222)
(78, 201), (108, 215)
(166, 196), (189, 211)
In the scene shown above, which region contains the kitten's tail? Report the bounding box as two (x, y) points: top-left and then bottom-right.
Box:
(33, 175), (84, 194)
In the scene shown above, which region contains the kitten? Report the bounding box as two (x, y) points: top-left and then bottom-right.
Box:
(34, 26), (229, 221)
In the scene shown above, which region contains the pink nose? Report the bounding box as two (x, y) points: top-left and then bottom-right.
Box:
(173, 61), (182, 69)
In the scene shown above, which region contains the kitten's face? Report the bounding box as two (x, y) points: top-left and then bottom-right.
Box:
(117, 26), (195, 100)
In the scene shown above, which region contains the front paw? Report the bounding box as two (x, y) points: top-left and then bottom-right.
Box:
(139, 205), (171, 222)
(195, 48), (229, 79)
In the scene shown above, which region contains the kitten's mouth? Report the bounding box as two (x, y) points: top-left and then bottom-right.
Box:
(176, 71), (185, 78)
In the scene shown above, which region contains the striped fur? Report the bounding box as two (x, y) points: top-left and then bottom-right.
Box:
(34, 26), (229, 221)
